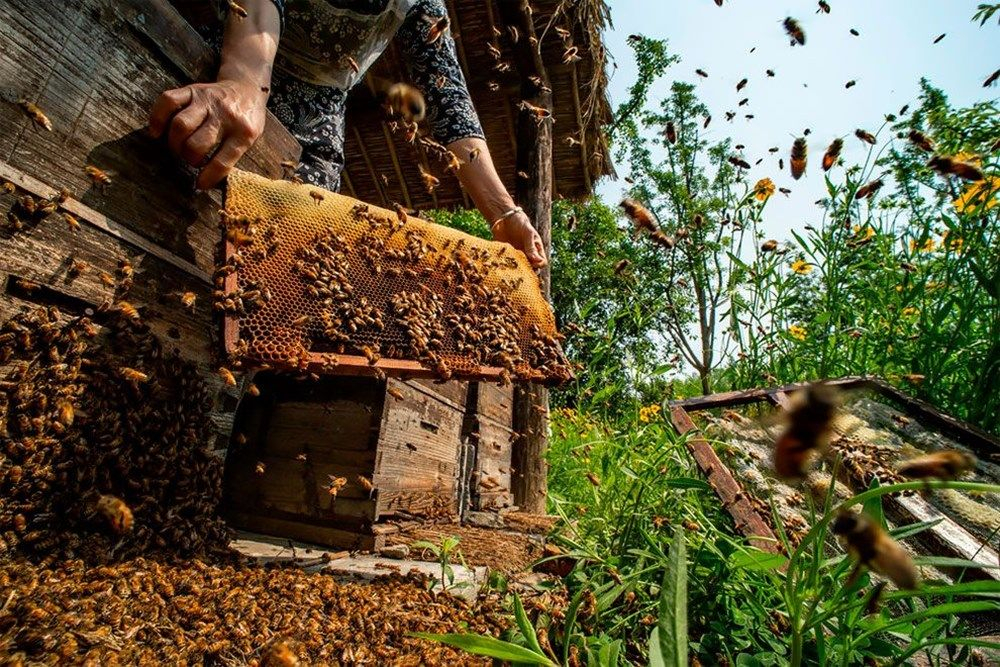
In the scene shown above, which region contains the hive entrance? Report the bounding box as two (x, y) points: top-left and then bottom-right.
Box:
(220, 170), (570, 384)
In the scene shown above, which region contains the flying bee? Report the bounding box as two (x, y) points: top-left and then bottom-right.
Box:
(486, 43), (502, 60)
(327, 475), (347, 497)
(736, 78), (748, 92)
(817, 1), (830, 13)
(772, 382), (840, 480)
(790, 137), (807, 180)
(565, 135), (582, 147)
(385, 83), (426, 123)
(703, 115), (711, 128)
(845, 80), (856, 89)
(664, 121), (677, 144)
(932, 33), (945, 44)
(95, 495), (134, 534)
(738, 97), (749, 106)
(419, 166), (439, 193)
(907, 130), (934, 152)
(519, 100), (552, 122)
(178, 291), (197, 312)
(357, 475), (374, 492)
(854, 178), (883, 200)
(784, 17), (806, 46)
(984, 68), (1000, 87)
(619, 199), (658, 232)
(729, 156), (751, 169)
(725, 111), (736, 121)
(117, 301), (140, 321)
(695, 68), (708, 78)
(766, 69), (775, 77)
(760, 239), (779, 252)
(897, 450), (976, 481)
(832, 510), (919, 590)
(18, 99), (52, 131)
(218, 367), (237, 386)
(255, 461), (266, 475)
(228, 1), (248, 19)
(309, 190), (324, 205)
(562, 46), (581, 64)
(855, 128), (877, 145)
(425, 14), (449, 44)
(84, 165), (112, 189)
(850, 28), (860, 36)
(779, 187), (791, 195)
(927, 155), (984, 182)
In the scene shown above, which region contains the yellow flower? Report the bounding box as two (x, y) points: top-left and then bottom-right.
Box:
(909, 238), (936, 253)
(639, 403), (661, 423)
(856, 226), (875, 241)
(753, 178), (776, 201)
(790, 259), (813, 275)
(901, 306), (918, 317)
(952, 151), (981, 165)
(953, 176), (1000, 214)
(788, 324), (807, 341)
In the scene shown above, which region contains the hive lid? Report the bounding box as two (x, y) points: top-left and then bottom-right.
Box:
(220, 169), (571, 384)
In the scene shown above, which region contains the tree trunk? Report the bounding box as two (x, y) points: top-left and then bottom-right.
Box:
(498, 0), (553, 514)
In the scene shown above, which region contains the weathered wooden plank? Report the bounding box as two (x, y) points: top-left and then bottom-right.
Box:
(409, 377), (469, 410)
(669, 377), (870, 412)
(670, 406), (779, 552)
(264, 401), (377, 456)
(474, 381), (515, 426)
(227, 511), (381, 552)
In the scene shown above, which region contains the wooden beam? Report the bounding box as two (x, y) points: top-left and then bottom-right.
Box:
(483, 0), (520, 161)
(351, 126), (388, 207)
(341, 166), (357, 198)
(498, 0), (553, 514)
(380, 123), (412, 209)
(670, 407), (779, 552)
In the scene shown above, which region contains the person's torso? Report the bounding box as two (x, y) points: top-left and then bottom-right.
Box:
(276, 0), (418, 90)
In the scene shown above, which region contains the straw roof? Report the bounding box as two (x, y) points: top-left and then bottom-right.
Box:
(341, 0), (614, 210)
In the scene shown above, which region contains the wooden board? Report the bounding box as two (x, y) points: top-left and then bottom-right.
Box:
(472, 416), (515, 511)
(472, 382), (515, 427)
(373, 378), (464, 519)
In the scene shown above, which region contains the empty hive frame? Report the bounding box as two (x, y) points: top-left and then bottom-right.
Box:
(220, 169), (571, 384)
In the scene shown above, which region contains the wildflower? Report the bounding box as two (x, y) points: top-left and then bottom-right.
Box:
(901, 306), (918, 317)
(855, 226), (875, 241)
(753, 177), (775, 201)
(790, 259), (813, 275)
(788, 324), (807, 341)
(639, 403), (661, 423)
(953, 176), (999, 213)
(909, 238), (936, 253)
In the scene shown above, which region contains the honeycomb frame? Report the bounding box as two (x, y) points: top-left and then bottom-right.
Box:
(221, 169), (571, 385)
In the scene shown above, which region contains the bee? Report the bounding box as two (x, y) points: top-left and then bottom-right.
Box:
(725, 111), (736, 121)
(779, 187), (792, 195)
(360, 345), (380, 365)
(703, 115), (711, 128)
(1, 179), (14, 193)
(817, 1), (830, 13)
(984, 68), (1000, 87)
(927, 155), (984, 182)
(228, 1), (248, 19)
(418, 166), (439, 193)
(18, 99), (52, 131)
(831, 510), (919, 590)
(291, 315), (310, 327)
(357, 475), (374, 492)
(425, 14), (449, 45)
(898, 450), (976, 481)
(854, 178), (883, 200)
(120, 367), (150, 385)
(95, 495), (134, 534)
(682, 519), (700, 531)
(766, 68), (775, 77)
(56, 399), (74, 427)
(99, 271), (115, 287)
(790, 137), (807, 180)
(180, 291), (196, 311)
(729, 156), (751, 169)
(327, 475), (347, 497)
(619, 199), (657, 232)
(784, 17), (806, 46)
(772, 383), (840, 479)
(737, 97), (749, 106)
(850, 28), (860, 36)
(468, 147), (481, 162)
(902, 373), (925, 384)
(247, 382), (260, 397)
(117, 301), (140, 320)
(261, 638), (301, 667)
(585, 472), (601, 487)
(932, 33), (945, 44)
(760, 239), (779, 252)
(385, 83), (426, 123)
(650, 230), (675, 250)
(486, 43), (502, 60)
(613, 258), (630, 275)
(845, 80), (856, 89)
(519, 100), (552, 122)
(695, 68), (708, 78)
(344, 56), (359, 74)
(387, 385), (405, 401)
(84, 165), (112, 188)
(902, 130), (934, 154)
(565, 135), (582, 147)
(854, 128), (877, 145)
(736, 78), (748, 92)
(664, 121), (677, 144)
(392, 202), (408, 225)
(309, 190), (324, 205)
(218, 367), (237, 386)
(562, 46), (581, 64)
(507, 25), (520, 42)
(255, 461), (266, 475)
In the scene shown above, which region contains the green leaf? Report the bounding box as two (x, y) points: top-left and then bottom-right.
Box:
(512, 594), (545, 656)
(407, 633), (557, 666)
(662, 478), (712, 491)
(650, 526), (688, 667)
(889, 518), (944, 540)
(730, 548), (789, 571)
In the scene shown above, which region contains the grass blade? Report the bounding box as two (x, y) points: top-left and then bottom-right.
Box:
(407, 633), (557, 666)
(650, 526), (688, 667)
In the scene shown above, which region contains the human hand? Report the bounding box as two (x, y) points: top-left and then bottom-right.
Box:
(148, 79), (267, 190)
(492, 210), (547, 268)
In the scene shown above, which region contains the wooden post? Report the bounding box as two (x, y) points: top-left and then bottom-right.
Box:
(497, 0), (553, 513)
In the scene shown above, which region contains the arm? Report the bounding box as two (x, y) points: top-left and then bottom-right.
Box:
(399, 1), (546, 267)
(148, 0), (281, 189)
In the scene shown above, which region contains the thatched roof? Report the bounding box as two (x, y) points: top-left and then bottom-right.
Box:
(341, 0), (614, 210)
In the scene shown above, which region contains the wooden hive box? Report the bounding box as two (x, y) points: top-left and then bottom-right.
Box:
(223, 375), (516, 550)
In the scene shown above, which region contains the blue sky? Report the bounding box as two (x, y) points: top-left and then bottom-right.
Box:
(596, 0), (999, 240)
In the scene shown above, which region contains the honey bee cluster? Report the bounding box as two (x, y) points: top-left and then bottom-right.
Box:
(0, 305), (230, 564)
(225, 181), (571, 384)
(0, 557), (507, 665)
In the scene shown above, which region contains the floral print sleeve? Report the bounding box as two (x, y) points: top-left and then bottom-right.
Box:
(397, 0), (486, 146)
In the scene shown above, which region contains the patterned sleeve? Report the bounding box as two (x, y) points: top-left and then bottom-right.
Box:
(397, 0), (486, 145)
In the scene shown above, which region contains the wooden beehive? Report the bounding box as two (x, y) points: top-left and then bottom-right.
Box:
(223, 375), (516, 550)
